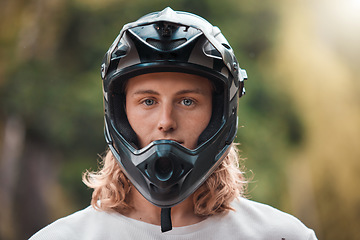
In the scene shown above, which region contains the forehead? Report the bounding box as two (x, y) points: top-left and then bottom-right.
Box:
(125, 72), (213, 93)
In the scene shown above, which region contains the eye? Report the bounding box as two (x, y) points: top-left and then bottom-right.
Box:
(181, 98), (194, 106)
(143, 99), (155, 106)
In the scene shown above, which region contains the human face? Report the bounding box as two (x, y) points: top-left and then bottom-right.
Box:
(125, 72), (213, 150)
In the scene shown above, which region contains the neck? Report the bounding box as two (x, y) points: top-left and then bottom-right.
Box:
(123, 188), (206, 227)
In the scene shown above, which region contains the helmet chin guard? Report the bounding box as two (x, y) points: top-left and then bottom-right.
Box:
(105, 116), (235, 207)
(102, 7), (247, 210)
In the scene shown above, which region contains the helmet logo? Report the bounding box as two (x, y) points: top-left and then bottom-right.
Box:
(101, 63), (106, 79)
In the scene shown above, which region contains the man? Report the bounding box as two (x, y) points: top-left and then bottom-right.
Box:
(30, 7), (317, 239)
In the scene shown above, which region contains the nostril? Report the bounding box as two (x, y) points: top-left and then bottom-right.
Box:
(158, 121), (176, 132)
(154, 158), (174, 181)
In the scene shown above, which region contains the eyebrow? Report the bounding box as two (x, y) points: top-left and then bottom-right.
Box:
(131, 88), (208, 96)
(132, 90), (159, 95)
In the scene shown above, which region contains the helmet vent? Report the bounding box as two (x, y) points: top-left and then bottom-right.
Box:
(222, 43), (231, 50)
(111, 43), (129, 59)
(146, 38), (187, 51)
(155, 158), (174, 181)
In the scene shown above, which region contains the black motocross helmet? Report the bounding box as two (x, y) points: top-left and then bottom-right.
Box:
(101, 7), (247, 212)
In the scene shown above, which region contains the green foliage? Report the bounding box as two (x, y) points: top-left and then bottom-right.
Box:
(2, 60), (103, 151)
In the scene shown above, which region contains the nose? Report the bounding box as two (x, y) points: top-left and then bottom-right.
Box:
(157, 103), (177, 132)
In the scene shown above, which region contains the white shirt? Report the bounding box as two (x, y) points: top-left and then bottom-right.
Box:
(30, 198), (317, 240)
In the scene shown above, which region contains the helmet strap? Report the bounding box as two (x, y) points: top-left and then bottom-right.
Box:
(161, 207), (172, 232)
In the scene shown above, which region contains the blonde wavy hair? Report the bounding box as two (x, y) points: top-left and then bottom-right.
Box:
(83, 144), (247, 216)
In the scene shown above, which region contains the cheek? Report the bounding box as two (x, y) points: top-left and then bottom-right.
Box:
(184, 105), (212, 139)
(198, 103), (213, 129)
(126, 105), (146, 134)
(187, 113), (210, 131)
(126, 107), (152, 148)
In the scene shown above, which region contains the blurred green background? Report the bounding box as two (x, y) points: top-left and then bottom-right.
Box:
(1, 0), (359, 239)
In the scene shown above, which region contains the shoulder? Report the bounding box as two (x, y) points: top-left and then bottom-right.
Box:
(231, 197), (301, 222)
(225, 198), (317, 240)
(29, 206), (119, 240)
